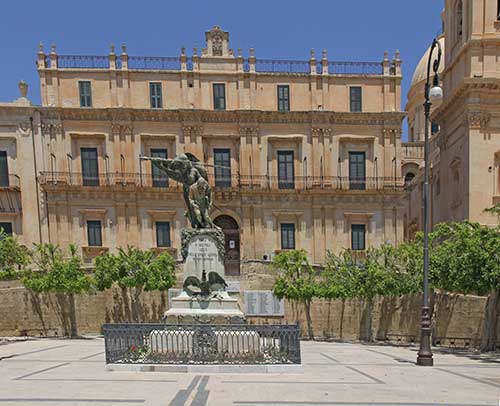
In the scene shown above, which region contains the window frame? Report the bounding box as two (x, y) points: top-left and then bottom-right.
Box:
(351, 224), (366, 251)
(280, 223), (296, 250)
(277, 85), (290, 112)
(277, 150), (295, 189)
(87, 220), (103, 247)
(0, 222), (13, 236)
(150, 148), (168, 187)
(213, 148), (231, 188)
(78, 81), (92, 108)
(213, 83), (226, 111)
(155, 221), (171, 248)
(0, 150), (9, 187)
(80, 147), (99, 186)
(349, 86), (362, 112)
(348, 151), (366, 190)
(149, 82), (163, 109)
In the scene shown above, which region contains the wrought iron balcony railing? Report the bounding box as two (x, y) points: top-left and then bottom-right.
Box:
(255, 59), (310, 73)
(39, 172), (404, 192)
(0, 175), (21, 190)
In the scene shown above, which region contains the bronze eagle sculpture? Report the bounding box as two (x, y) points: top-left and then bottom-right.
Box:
(183, 269), (228, 299)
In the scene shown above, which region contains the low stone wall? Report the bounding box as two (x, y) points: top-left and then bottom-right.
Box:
(0, 261), (488, 345)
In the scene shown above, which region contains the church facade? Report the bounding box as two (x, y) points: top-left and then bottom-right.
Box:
(0, 26), (406, 269)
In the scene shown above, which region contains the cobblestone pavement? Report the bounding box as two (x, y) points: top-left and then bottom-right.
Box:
(0, 338), (499, 405)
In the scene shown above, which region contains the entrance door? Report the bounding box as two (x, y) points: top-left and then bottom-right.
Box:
(214, 215), (240, 276)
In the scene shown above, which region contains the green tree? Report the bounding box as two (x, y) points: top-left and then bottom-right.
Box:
(272, 249), (317, 340)
(0, 229), (30, 280)
(21, 244), (91, 337)
(428, 221), (500, 352)
(93, 246), (177, 322)
(319, 250), (360, 339)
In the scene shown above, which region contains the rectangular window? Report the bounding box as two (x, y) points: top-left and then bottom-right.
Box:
(0, 151), (9, 187)
(280, 223), (296, 250)
(431, 122), (440, 135)
(351, 224), (366, 251)
(213, 83), (226, 110)
(277, 85), (290, 112)
(214, 148), (231, 187)
(349, 86), (362, 112)
(87, 220), (102, 247)
(349, 151), (366, 190)
(278, 151), (294, 189)
(81, 147), (99, 186)
(156, 221), (171, 248)
(150, 148), (168, 187)
(149, 82), (163, 109)
(79, 81), (92, 107)
(498, 0), (500, 19)
(0, 222), (12, 236)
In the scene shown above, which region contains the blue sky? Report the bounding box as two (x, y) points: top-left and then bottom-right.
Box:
(1, 0), (443, 116)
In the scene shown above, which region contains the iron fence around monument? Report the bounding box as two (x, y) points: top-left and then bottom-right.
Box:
(103, 323), (301, 365)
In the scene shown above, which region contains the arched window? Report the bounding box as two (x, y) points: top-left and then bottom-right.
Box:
(404, 172), (415, 185)
(456, 1), (463, 39)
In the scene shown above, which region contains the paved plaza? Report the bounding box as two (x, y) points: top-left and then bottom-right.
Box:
(0, 338), (499, 405)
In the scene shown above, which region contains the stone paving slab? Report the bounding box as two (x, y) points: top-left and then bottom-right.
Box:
(0, 338), (499, 405)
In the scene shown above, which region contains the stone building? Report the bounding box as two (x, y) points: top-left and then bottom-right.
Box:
(0, 26), (406, 269)
(405, 0), (500, 237)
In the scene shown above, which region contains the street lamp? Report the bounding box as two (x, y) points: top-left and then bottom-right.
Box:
(417, 38), (442, 367)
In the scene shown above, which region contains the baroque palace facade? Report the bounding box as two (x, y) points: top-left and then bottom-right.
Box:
(405, 0), (500, 237)
(0, 26), (406, 269)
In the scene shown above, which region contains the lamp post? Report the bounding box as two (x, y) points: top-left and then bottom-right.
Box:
(417, 38), (442, 367)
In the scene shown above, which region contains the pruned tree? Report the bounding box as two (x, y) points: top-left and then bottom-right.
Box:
(21, 244), (91, 337)
(93, 246), (177, 322)
(272, 249), (317, 340)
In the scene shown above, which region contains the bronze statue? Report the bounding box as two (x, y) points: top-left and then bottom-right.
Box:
(141, 153), (215, 229)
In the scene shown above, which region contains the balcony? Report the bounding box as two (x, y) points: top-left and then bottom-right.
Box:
(0, 175), (21, 191)
(402, 142), (424, 161)
(38, 172), (403, 192)
(38, 172), (182, 191)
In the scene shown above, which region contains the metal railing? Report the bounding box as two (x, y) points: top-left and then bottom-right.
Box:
(38, 172), (404, 191)
(49, 54), (384, 76)
(128, 56), (181, 70)
(103, 323), (301, 365)
(0, 175), (21, 189)
(255, 59), (310, 73)
(57, 55), (110, 69)
(328, 61), (383, 75)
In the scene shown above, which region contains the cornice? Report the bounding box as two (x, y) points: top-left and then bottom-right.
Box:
(38, 107), (405, 127)
(433, 78), (500, 123)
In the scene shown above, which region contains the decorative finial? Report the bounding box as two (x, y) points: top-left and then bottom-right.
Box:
(110, 44), (115, 54)
(237, 48), (242, 57)
(18, 80), (28, 98)
(38, 42), (44, 53)
(322, 49), (327, 60)
(395, 49), (401, 60)
(249, 47), (255, 58)
(181, 46), (186, 56)
(310, 49), (315, 59)
(384, 50), (389, 61)
(50, 43), (56, 54)
(121, 43), (127, 54)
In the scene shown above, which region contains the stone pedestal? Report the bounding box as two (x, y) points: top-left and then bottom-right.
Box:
(164, 228), (245, 324)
